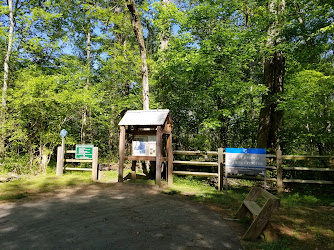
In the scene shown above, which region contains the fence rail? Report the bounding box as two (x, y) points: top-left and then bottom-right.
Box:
(172, 149), (334, 192)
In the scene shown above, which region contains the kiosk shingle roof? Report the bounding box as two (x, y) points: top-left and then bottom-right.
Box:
(118, 109), (170, 126)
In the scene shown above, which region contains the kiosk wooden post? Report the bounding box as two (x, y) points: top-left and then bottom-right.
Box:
(118, 125), (126, 182)
(118, 110), (173, 186)
(155, 126), (162, 186)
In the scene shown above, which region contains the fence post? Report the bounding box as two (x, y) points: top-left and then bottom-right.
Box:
(167, 134), (173, 186)
(56, 146), (64, 176)
(276, 148), (283, 194)
(218, 148), (224, 191)
(92, 147), (98, 181)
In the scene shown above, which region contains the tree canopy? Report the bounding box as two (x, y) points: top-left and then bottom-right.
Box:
(1, 0), (333, 173)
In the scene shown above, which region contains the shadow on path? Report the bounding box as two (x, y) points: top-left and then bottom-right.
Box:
(0, 183), (242, 249)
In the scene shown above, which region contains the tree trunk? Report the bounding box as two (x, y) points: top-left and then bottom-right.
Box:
(160, 0), (170, 51)
(257, 0), (285, 151)
(1, 0), (14, 156)
(82, 17), (91, 144)
(126, 0), (149, 110)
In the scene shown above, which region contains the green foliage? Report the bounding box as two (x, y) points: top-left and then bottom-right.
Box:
(281, 70), (334, 154)
(0, 0), (333, 174)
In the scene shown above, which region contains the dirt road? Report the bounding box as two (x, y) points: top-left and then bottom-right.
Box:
(0, 183), (242, 249)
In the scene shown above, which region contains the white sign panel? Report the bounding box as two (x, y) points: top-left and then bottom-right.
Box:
(225, 148), (266, 175)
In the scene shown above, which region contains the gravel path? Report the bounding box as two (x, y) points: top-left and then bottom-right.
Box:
(0, 183), (242, 249)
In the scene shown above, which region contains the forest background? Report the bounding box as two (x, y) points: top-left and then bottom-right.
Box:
(0, 0), (333, 175)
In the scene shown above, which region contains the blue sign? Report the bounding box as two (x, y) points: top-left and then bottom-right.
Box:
(225, 148), (266, 175)
(60, 129), (68, 138)
(225, 148), (266, 154)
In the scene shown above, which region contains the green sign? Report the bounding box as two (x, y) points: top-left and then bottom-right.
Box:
(75, 145), (94, 159)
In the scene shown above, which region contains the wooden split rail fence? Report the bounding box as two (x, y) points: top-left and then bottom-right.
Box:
(172, 148), (334, 192)
(56, 147), (99, 181)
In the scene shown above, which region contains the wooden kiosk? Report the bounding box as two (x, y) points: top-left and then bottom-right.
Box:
(118, 109), (173, 186)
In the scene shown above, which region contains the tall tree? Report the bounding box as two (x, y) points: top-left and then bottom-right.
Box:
(257, 0), (285, 151)
(126, 0), (149, 110)
(82, 1), (93, 144)
(160, 0), (170, 51)
(1, 0), (14, 155)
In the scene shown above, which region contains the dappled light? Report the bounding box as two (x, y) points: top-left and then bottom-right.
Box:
(0, 183), (241, 249)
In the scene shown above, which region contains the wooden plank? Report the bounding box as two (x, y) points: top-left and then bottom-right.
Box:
(259, 188), (280, 200)
(125, 156), (167, 161)
(245, 187), (262, 201)
(172, 171), (218, 177)
(173, 150), (218, 156)
(65, 159), (93, 163)
(243, 200), (262, 216)
(227, 175), (276, 182)
(282, 155), (333, 160)
(173, 160), (218, 167)
(66, 150), (75, 154)
(243, 199), (279, 240)
(130, 130), (156, 135)
(283, 167), (334, 171)
(64, 168), (92, 171)
(283, 179), (334, 184)
(173, 151), (332, 161)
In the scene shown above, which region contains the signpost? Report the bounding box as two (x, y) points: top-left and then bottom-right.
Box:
(56, 129), (68, 176)
(225, 148), (267, 190)
(56, 129), (98, 181)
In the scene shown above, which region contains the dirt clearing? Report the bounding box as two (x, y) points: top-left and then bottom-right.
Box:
(0, 183), (242, 249)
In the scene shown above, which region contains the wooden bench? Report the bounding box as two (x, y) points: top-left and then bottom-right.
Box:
(235, 187), (280, 241)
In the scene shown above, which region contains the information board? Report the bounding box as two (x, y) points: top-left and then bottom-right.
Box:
(225, 148), (266, 175)
(75, 144), (94, 159)
(132, 135), (156, 156)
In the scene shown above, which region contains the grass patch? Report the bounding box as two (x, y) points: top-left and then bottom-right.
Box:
(167, 176), (334, 250)
(0, 171), (93, 201)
